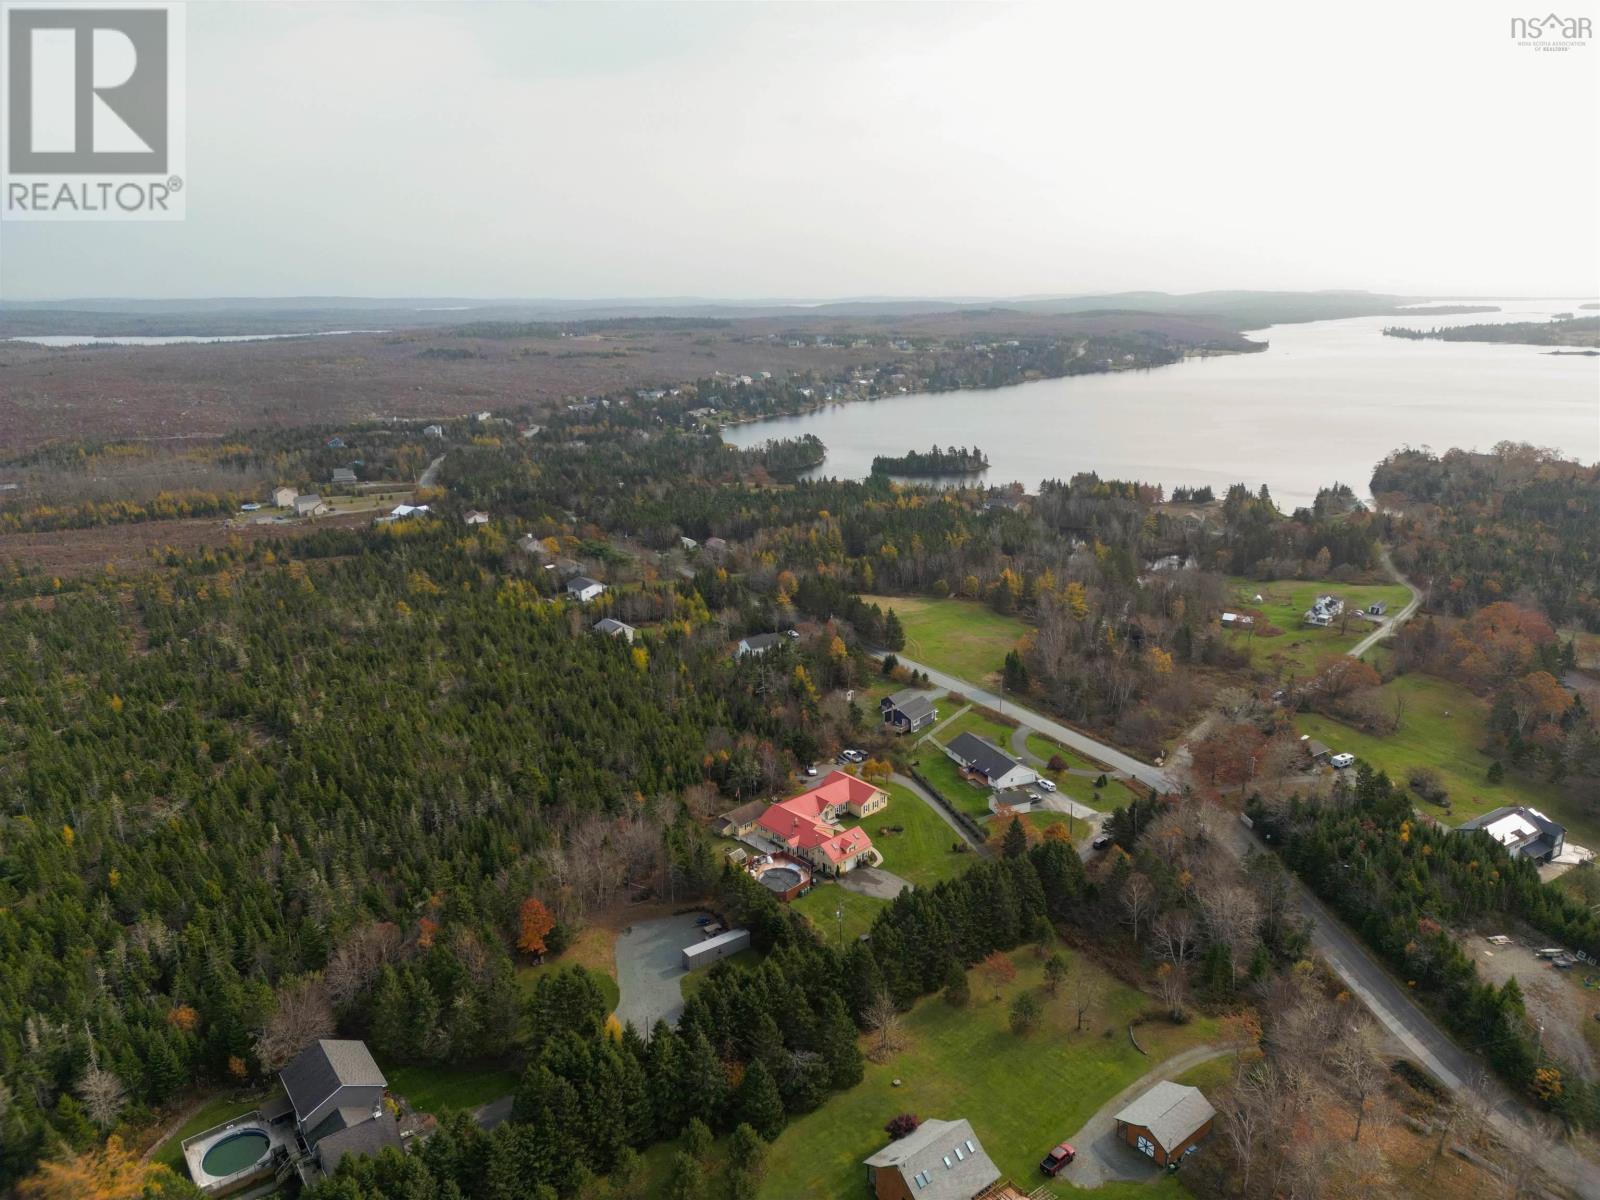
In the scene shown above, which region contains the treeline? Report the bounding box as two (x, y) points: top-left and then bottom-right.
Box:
(0, 518), (893, 1187)
(870, 445), (989, 475)
(306, 842), (1090, 1199)
(1248, 768), (1600, 1127)
(1382, 317), (1599, 347)
(1375, 444), (1600, 630)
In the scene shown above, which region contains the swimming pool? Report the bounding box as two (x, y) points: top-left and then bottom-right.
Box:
(199, 1129), (270, 1178)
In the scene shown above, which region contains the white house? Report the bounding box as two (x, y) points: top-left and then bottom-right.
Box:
(273, 486), (298, 508)
(567, 576), (606, 603)
(463, 510), (489, 526)
(944, 732), (1038, 791)
(294, 494), (327, 517)
(423, 424), (444, 438)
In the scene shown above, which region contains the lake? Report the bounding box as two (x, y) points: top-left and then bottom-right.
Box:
(6, 329), (387, 347)
(721, 299), (1599, 510)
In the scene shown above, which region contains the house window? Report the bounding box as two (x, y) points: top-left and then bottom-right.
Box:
(964, 1140), (976, 1155)
(954, 1145), (965, 1161)
(913, 1170), (929, 1188)
(942, 1156), (952, 1168)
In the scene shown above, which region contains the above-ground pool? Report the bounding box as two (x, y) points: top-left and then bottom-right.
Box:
(200, 1129), (270, 1178)
(757, 866), (803, 892)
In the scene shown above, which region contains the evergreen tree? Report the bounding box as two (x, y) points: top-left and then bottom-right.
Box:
(733, 1058), (786, 1140)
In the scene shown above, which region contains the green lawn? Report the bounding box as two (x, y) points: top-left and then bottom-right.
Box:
(387, 1064), (520, 1116)
(792, 885), (887, 949)
(1026, 732), (1098, 772)
(516, 961), (621, 1016)
(756, 949), (1218, 1199)
(862, 594), (1028, 683)
(834, 782), (975, 888)
(935, 707), (1018, 749)
(151, 1093), (270, 1173)
(1226, 578), (1412, 679)
(1294, 672), (1600, 846)
(908, 749), (995, 820)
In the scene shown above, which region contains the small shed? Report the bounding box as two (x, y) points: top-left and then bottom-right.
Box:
(463, 510), (490, 526)
(1368, 600), (1388, 616)
(1113, 1080), (1215, 1166)
(682, 927), (750, 971)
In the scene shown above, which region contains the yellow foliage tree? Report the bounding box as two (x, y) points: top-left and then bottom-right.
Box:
(17, 1136), (191, 1200)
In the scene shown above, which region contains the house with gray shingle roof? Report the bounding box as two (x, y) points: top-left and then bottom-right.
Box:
(863, 1117), (1007, 1200)
(944, 731), (1037, 791)
(881, 689), (939, 734)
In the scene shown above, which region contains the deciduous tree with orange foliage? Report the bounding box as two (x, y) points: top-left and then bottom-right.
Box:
(517, 897), (556, 958)
(17, 1136), (196, 1200)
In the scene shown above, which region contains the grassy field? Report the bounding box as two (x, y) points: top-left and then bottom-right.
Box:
(1226, 578), (1413, 678)
(1293, 672), (1600, 846)
(836, 781), (975, 887)
(935, 706), (1018, 749)
(909, 748), (995, 820)
(387, 1064), (520, 1116)
(862, 594), (1029, 683)
(755, 948), (1218, 1200)
(1025, 732), (1098, 772)
(791, 885), (887, 948)
(150, 1094), (269, 1173)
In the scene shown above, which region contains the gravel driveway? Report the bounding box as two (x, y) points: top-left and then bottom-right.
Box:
(615, 912), (708, 1034)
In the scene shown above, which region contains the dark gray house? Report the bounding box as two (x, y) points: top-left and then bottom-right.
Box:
(881, 689), (939, 734)
(282, 1039), (388, 1140)
(943, 732), (1037, 791)
(1455, 806), (1566, 863)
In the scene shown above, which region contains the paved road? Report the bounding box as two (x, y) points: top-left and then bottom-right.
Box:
(614, 912), (705, 1034)
(891, 771), (983, 851)
(890, 655), (1174, 792)
(1062, 1043), (1231, 1187)
(473, 1095), (514, 1131)
(1347, 545), (1423, 659)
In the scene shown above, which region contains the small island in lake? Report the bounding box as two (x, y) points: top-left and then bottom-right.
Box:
(1382, 316), (1599, 348)
(870, 444), (990, 475)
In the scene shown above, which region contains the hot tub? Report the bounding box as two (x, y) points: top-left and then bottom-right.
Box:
(199, 1129), (270, 1178)
(757, 866), (803, 892)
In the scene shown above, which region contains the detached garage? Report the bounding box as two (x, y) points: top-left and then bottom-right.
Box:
(682, 927), (751, 971)
(1113, 1081), (1215, 1166)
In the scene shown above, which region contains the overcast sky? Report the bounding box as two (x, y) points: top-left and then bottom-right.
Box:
(1, 0), (1595, 301)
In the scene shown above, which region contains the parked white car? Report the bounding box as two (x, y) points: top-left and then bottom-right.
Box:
(1037, 779), (1057, 792)
(1330, 752), (1356, 769)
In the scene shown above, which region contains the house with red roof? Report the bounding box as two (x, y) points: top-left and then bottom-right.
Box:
(756, 770), (886, 876)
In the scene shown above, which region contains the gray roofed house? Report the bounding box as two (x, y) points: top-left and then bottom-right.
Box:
(280, 1040), (387, 1134)
(294, 493), (327, 517)
(313, 1113), (404, 1173)
(593, 617), (637, 643)
(862, 1117), (1002, 1200)
(943, 731), (1037, 791)
(331, 467), (357, 487)
(715, 799), (769, 837)
(736, 632), (786, 658)
(881, 689), (939, 734)
(1455, 805), (1567, 863)
(1113, 1080), (1216, 1166)
(566, 576), (606, 602)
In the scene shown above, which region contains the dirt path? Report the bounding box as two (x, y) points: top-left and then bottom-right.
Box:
(1347, 545), (1423, 659)
(139, 1096), (212, 1163)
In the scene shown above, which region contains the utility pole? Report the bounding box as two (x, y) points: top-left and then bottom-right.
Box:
(836, 905), (844, 951)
